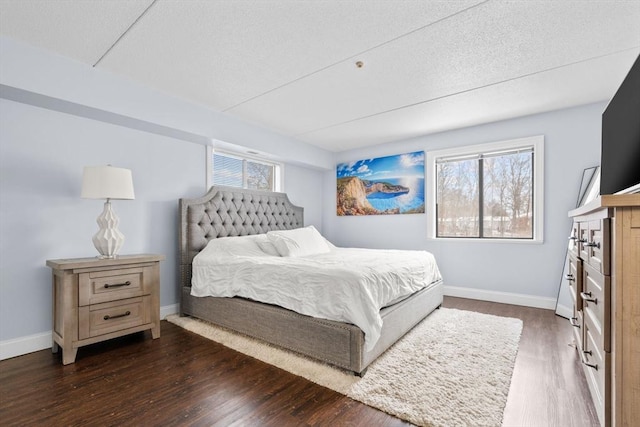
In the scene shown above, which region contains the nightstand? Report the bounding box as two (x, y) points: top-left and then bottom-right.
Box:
(46, 254), (165, 364)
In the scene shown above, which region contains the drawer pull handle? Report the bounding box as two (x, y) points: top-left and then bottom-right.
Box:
(104, 311), (131, 321)
(580, 350), (598, 370)
(581, 356), (598, 370)
(565, 274), (575, 282)
(569, 317), (580, 328)
(568, 235), (577, 241)
(580, 291), (598, 304)
(584, 241), (600, 249)
(104, 281), (131, 289)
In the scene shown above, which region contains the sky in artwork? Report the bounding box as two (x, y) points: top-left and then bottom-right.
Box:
(336, 151), (424, 180)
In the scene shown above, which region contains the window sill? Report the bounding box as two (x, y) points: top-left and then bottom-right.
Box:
(427, 237), (544, 244)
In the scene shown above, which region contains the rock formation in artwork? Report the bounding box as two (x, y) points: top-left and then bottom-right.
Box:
(362, 180), (410, 196)
(337, 177), (409, 216)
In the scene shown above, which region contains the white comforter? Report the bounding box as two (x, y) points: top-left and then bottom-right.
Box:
(191, 247), (441, 351)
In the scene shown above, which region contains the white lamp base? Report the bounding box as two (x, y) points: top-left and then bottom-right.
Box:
(92, 200), (125, 259)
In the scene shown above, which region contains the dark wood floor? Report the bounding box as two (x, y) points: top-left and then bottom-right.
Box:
(0, 297), (599, 427)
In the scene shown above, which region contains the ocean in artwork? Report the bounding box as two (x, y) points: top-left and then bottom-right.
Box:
(366, 177), (425, 213)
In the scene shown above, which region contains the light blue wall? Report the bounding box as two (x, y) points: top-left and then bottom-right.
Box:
(322, 102), (605, 302)
(0, 97), (324, 342)
(0, 36), (327, 344)
(284, 163), (324, 228)
(0, 98), (190, 340)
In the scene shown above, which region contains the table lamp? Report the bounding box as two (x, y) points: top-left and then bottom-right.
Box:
(81, 165), (135, 258)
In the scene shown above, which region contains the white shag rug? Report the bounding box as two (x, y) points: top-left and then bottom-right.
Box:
(167, 308), (522, 427)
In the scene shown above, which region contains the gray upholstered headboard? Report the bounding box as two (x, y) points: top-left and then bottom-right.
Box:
(179, 185), (304, 288)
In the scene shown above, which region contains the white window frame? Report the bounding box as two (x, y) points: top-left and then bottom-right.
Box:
(206, 146), (284, 192)
(426, 135), (544, 243)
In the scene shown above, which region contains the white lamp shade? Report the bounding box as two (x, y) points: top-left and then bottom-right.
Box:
(81, 166), (135, 200)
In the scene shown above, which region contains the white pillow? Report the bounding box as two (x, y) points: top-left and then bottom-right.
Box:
(266, 226), (331, 257)
(256, 240), (281, 256)
(196, 234), (269, 259)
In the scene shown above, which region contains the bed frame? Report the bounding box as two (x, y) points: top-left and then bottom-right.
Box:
(179, 186), (443, 375)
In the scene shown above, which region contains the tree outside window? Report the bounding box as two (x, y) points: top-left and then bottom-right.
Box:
(246, 160), (274, 191)
(436, 148), (534, 239)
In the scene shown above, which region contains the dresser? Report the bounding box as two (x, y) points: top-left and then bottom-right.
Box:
(568, 195), (640, 427)
(46, 254), (165, 364)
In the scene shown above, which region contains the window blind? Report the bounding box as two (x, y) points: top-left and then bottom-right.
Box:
(213, 153), (243, 187)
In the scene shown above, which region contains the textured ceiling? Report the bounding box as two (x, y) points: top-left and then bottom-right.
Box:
(1, 0), (639, 152)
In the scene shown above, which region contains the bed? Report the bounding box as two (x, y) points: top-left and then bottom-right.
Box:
(179, 186), (443, 375)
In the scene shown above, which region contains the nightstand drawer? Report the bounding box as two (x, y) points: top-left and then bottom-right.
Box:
(79, 267), (146, 306)
(78, 296), (151, 339)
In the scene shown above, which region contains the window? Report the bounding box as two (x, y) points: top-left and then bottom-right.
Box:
(426, 136), (544, 242)
(207, 148), (282, 191)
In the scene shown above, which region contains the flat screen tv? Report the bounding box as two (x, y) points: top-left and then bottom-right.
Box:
(601, 54), (640, 195)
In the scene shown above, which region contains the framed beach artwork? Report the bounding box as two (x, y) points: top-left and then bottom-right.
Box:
(336, 151), (425, 216)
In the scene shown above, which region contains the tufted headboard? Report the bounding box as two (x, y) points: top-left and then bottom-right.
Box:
(179, 186), (304, 289)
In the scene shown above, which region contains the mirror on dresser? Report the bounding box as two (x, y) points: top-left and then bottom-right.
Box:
(554, 166), (600, 318)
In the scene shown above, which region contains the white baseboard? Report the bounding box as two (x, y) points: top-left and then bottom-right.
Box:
(0, 331), (53, 362)
(160, 303), (180, 319)
(0, 303), (182, 361)
(443, 285), (558, 310)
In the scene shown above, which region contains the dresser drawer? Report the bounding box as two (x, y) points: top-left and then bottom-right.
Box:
(568, 222), (581, 257)
(79, 267), (147, 306)
(581, 262), (611, 352)
(582, 317), (610, 426)
(78, 296), (151, 340)
(584, 219), (610, 275)
(570, 305), (583, 350)
(567, 253), (583, 311)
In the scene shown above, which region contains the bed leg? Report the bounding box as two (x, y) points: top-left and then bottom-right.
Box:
(355, 368), (367, 377)
(436, 304), (442, 309)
